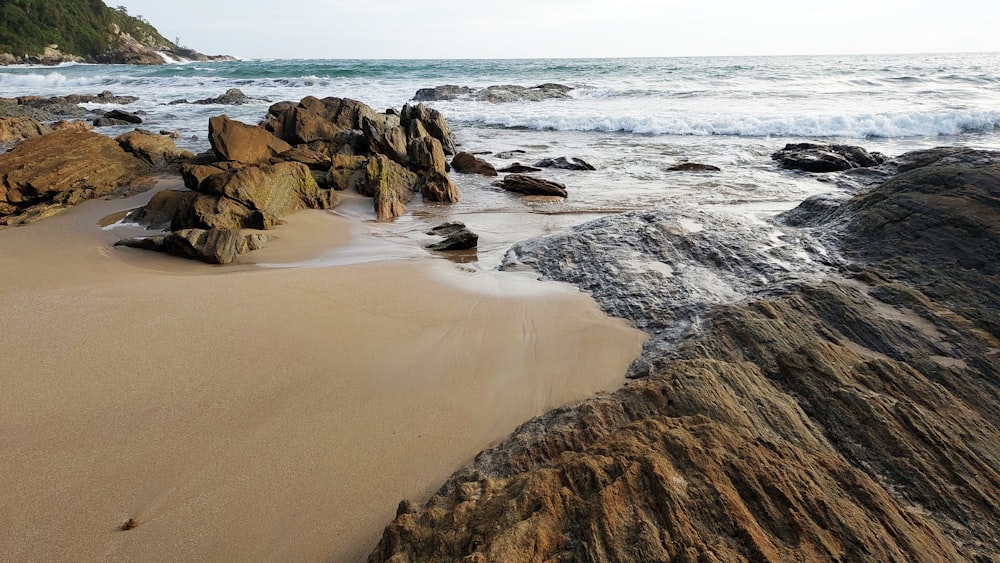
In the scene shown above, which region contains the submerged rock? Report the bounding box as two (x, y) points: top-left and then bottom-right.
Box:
(426, 222), (478, 251)
(535, 156), (596, 171)
(497, 163), (541, 173)
(772, 142), (886, 172)
(371, 149), (1000, 562)
(413, 83), (573, 103)
(495, 175), (568, 198)
(666, 162), (721, 172)
(192, 88), (267, 105)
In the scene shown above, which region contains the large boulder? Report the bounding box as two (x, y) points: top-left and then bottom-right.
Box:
(496, 174), (568, 198)
(116, 129), (195, 167)
(0, 117), (51, 146)
(451, 152), (497, 176)
(116, 228), (269, 264)
(263, 96), (381, 146)
(196, 161), (334, 228)
(407, 137), (448, 175)
(0, 128), (149, 225)
(772, 143), (886, 172)
(208, 115), (292, 164)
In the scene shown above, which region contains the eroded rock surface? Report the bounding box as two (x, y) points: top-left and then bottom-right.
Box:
(369, 149), (1000, 562)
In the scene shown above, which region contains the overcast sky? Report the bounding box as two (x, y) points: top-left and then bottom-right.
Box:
(114, 0), (998, 59)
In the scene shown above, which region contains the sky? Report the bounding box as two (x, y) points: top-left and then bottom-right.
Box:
(113, 0), (999, 59)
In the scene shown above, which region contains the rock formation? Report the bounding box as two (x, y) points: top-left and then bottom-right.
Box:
(0, 128), (157, 225)
(772, 143), (887, 172)
(0, 116), (51, 146)
(369, 148), (1000, 562)
(119, 96), (461, 262)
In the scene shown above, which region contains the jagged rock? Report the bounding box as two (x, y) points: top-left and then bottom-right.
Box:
(497, 163), (541, 173)
(0, 128), (149, 225)
(354, 155), (418, 222)
(263, 96), (380, 146)
(426, 222), (478, 251)
(535, 156), (596, 171)
(193, 88), (265, 105)
(451, 152), (497, 176)
(0, 117), (51, 146)
(104, 109), (142, 124)
(208, 115), (292, 164)
(116, 228), (269, 264)
(195, 161), (333, 228)
(496, 175), (568, 198)
(772, 143), (886, 172)
(419, 170), (461, 203)
(371, 150), (1000, 563)
(180, 163), (227, 191)
(329, 154), (369, 192)
(116, 129), (195, 167)
(400, 102), (457, 155)
(407, 137), (448, 175)
(271, 146), (333, 170)
(667, 162), (721, 172)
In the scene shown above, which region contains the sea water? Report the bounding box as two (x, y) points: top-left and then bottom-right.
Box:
(2, 54), (999, 264)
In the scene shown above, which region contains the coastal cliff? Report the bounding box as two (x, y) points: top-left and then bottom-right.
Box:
(369, 148), (1000, 562)
(0, 0), (229, 65)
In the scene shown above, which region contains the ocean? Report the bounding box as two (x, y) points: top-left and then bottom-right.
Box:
(2, 53), (999, 265)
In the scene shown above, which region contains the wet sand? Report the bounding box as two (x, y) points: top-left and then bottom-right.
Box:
(0, 180), (646, 562)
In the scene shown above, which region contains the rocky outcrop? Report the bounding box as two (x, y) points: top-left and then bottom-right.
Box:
(0, 128), (152, 225)
(370, 150), (1000, 562)
(535, 156), (597, 171)
(496, 175), (568, 198)
(0, 116), (51, 146)
(116, 228), (269, 264)
(261, 96), (461, 220)
(413, 83), (574, 103)
(772, 143), (886, 172)
(195, 88), (266, 105)
(451, 152), (497, 176)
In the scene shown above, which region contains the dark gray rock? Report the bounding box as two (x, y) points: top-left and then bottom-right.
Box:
(666, 162), (721, 172)
(535, 157), (596, 171)
(427, 221), (479, 251)
(413, 84), (573, 103)
(497, 163), (541, 173)
(192, 88), (268, 105)
(495, 175), (568, 197)
(105, 109), (142, 124)
(772, 143), (886, 172)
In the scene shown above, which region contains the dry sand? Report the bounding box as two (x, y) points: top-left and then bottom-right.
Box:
(0, 180), (646, 562)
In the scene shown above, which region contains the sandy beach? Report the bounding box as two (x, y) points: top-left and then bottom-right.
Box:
(0, 179), (646, 561)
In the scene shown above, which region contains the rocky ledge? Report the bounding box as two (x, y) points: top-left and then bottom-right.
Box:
(369, 147), (1000, 562)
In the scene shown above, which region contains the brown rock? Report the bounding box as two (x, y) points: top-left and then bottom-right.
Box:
(400, 103), (457, 155)
(180, 163), (226, 191)
(451, 152), (497, 176)
(199, 162), (331, 228)
(264, 96), (380, 146)
(0, 128), (149, 225)
(0, 116), (51, 146)
(496, 174), (568, 198)
(116, 228), (269, 264)
(271, 146), (333, 170)
(128, 189), (198, 230)
(208, 115), (292, 164)
(116, 129), (195, 167)
(329, 154), (369, 192)
(354, 155), (418, 222)
(419, 170), (461, 204)
(408, 137), (448, 174)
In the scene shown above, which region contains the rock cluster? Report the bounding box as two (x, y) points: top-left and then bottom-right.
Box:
(118, 96), (461, 262)
(370, 148), (1000, 562)
(0, 127), (188, 226)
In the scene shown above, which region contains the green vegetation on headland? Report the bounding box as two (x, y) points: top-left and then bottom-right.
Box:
(0, 0), (226, 64)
